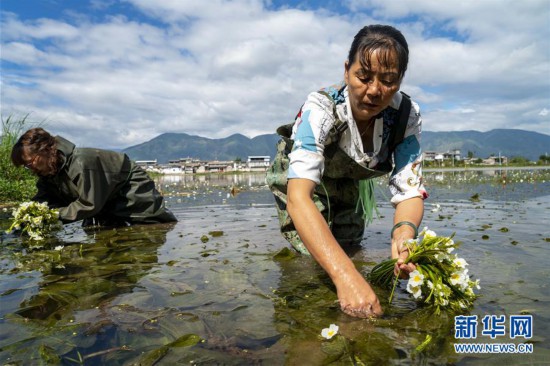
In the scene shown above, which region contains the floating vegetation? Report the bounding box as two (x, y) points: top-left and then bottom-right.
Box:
(133, 334), (201, 365)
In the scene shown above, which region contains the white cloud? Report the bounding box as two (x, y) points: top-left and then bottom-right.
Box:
(1, 0), (549, 150)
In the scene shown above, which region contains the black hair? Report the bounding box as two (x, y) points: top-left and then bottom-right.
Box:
(346, 24), (409, 79)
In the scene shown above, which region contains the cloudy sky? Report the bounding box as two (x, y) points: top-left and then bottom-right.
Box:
(1, 0), (549, 149)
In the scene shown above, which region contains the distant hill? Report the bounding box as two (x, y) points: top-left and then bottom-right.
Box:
(123, 129), (549, 163)
(422, 129), (549, 161)
(123, 132), (281, 163)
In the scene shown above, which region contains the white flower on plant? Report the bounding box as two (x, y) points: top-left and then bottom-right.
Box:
(450, 269), (469, 290)
(445, 238), (455, 247)
(434, 253), (448, 262)
(424, 229), (437, 238)
(321, 324), (339, 339)
(453, 257), (468, 268)
(408, 270), (425, 287)
(406, 283), (422, 299)
(29, 232), (43, 241)
(426, 280), (434, 289)
(446, 246), (455, 254)
(54, 245), (64, 251)
(473, 279), (481, 290)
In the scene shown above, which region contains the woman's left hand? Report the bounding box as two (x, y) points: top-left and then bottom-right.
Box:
(393, 243), (416, 278)
(392, 235), (416, 278)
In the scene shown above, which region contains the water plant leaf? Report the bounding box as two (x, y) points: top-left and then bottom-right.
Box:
(135, 334), (201, 366)
(39, 344), (61, 364)
(136, 345), (170, 366)
(320, 334), (347, 363)
(415, 334), (432, 352)
(273, 247), (296, 261)
(209, 230), (224, 237)
(168, 333), (202, 347)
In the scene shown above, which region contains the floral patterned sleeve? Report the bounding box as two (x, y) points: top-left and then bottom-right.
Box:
(389, 99), (429, 206)
(287, 92), (336, 184)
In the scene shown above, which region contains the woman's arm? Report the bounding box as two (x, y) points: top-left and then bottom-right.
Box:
(392, 197), (424, 276)
(389, 99), (427, 275)
(287, 178), (383, 318)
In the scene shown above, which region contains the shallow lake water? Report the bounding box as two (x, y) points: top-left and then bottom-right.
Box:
(1, 168), (549, 365)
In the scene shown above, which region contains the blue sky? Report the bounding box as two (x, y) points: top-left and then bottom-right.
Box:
(1, 0), (549, 149)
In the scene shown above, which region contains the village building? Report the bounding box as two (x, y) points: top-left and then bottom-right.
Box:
(247, 156), (271, 171)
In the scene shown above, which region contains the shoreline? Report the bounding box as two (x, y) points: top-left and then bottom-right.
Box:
(423, 165), (550, 172)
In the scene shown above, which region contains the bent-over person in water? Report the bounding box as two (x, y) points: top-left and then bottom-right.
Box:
(12, 128), (177, 226)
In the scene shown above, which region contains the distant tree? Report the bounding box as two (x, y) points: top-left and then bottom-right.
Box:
(234, 157), (242, 163)
(509, 156), (529, 165)
(467, 150), (474, 159)
(539, 154), (550, 164)
(474, 158), (483, 164)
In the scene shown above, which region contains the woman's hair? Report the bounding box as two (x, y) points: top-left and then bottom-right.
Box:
(11, 127), (59, 176)
(346, 24), (409, 80)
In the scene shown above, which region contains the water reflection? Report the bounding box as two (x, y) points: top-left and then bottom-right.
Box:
(0, 223), (175, 364)
(159, 172), (268, 187)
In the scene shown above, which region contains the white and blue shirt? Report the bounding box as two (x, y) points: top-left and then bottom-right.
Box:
(288, 83), (428, 206)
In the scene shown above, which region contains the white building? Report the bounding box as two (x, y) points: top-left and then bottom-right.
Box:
(247, 156), (270, 171)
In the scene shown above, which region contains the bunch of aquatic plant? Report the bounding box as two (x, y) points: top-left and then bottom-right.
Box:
(368, 228), (480, 313)
(6, 201), (62, 240)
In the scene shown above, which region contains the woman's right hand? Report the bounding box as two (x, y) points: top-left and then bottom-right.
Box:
(333, 268), (383, 318)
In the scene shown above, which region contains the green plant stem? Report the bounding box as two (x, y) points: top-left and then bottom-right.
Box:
(388, 269), (401, 304)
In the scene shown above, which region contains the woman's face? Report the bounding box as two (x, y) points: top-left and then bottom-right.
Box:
(344, 48), (402, 124)
(23, 152), (48, 176)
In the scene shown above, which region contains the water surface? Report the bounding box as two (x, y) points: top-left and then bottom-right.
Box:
(1, 169), (549, 365)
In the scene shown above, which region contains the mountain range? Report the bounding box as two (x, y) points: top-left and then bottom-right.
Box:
(123, 129), (550, 163)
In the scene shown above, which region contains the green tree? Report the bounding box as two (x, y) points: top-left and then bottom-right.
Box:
(509, 156), (529, 165)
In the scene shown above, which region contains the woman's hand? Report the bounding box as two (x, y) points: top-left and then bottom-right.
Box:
(392, 198), (423, 278)
(334, 268), (383, 318)
(392, 237), (416, 278)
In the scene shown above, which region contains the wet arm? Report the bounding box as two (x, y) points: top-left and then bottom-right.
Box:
(287, 178), (382, 317)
